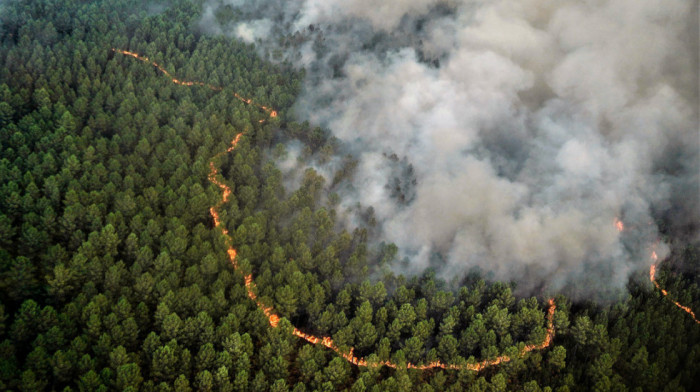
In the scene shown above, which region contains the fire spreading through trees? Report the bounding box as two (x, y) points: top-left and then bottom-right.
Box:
(614, 219), (699, 325)
(114, 47), (557, 371)
(114, 48), (696, 372)
(208, 133), (556, 371)
(111, 49), (277, 120)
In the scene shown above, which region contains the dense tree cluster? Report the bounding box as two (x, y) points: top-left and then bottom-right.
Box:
(0, 0), (698, 391)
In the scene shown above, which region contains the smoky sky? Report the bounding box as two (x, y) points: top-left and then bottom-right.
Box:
(201, 0), (699, 299)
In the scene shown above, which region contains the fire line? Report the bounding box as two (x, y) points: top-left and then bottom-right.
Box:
(649, 257), (700, 324)
(209, 134), (556, 371)
(615, 218), (699, 324)
(111, 48), (277, 120)
(115, 48), (558, 371)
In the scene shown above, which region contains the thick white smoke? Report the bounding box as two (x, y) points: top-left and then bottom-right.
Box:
(201, 0), (699, 298)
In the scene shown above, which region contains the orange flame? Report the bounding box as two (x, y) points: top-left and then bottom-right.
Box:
(290, 302), (554, 372)
(111, 49), (277, 120)
(116, 46), (559, 371)
(615, 218), (624, 232)
(207, 133), (558, 371)
(616, 219), (699, 325)
(649, 263), (699, 324)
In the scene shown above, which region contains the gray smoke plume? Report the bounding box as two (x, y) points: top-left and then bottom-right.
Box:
(200, 0), (699, 299)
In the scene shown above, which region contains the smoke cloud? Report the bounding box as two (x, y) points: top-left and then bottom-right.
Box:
(201, 0), (699, 298)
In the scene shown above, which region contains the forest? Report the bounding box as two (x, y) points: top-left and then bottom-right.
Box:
(0, 0), (698, 391)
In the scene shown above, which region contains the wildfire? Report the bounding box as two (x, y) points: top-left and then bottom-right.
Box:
(116, 46), (559, 371)
(291, 302), (555, 371)
(616, 218), (699, 325)
(649, 263), (699, 324)
(615, 218), (624, 232)
(111, 49), (277, 120)
(289, 316), (555, 371)
(207, 132), (558, 371)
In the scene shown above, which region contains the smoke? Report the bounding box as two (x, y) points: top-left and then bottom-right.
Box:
(201, 0), (699, 298)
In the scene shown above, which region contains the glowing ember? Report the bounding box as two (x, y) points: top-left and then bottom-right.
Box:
(615, 218), (624, 232)
(116, 46), (559, 371)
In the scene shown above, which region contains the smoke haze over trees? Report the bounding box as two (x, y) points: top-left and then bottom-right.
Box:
(0, 0), (699, 391)
(201, 0), (699, 299)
